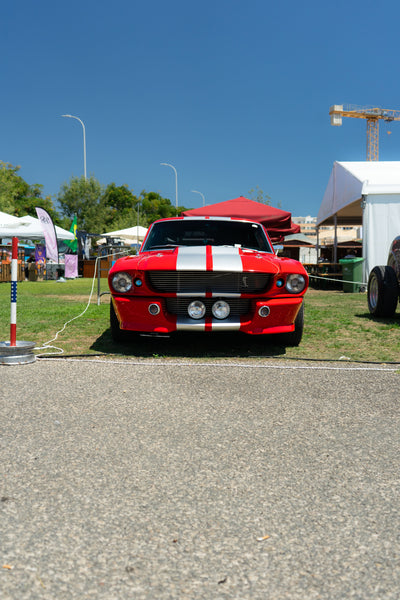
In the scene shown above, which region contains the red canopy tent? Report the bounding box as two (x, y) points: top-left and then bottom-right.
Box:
(182, 196), (300, 243)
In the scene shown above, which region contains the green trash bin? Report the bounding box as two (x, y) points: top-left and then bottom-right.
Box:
(339, 258), (365, 293)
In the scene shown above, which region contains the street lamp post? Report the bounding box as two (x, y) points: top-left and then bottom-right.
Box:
(62, 114), (87, 180)
(191, 189), (205, 206)
(160, 162), (178, 209)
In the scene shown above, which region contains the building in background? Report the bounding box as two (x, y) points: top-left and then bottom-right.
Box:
(292, 216), (361, 246)
(290, 216), (362, 264)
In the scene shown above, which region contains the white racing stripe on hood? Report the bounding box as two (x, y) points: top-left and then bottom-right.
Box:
(176, 246), (207, 270)
(175, 245), (244, 271)
(211, 246), (243, 271)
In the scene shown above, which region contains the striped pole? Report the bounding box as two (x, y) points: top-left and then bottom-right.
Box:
(10, 237), (18, 346)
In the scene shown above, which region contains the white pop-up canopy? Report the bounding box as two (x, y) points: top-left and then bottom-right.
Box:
(317, 161), (400, 279)
(0, 211), (30, 228)
(0, 214), (75, 241)
(97, 225), (148, 245)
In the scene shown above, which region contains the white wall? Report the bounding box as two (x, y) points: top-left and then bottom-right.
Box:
(363, 194), (400, 279)
(300, 247), (317, 264)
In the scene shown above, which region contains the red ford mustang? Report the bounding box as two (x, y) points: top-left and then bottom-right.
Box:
(108, 217), (309, 345)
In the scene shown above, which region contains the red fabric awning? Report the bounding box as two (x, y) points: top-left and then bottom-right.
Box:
(182, 196), (300, 242)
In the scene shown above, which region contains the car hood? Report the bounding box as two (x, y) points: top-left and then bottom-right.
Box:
(112, 245), (300, 274)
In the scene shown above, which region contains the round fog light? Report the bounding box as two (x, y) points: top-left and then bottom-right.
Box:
(148, 303), (161, 315)
(188, 300), (206, 319)
(212, 300), (230, 319)
(258, 305), (270, 317)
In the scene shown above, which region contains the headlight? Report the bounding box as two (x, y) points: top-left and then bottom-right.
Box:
(112, 272), (133, 292)
(212, 300), (230, 319)
(285, 274), (306, 293)
(188, 300), (206, 319)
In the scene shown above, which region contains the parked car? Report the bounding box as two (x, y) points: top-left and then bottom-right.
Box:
(367, 236), (400, 317)
(108, 217), (309, 346)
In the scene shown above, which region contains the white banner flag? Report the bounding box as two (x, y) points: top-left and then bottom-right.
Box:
(35, 207), (59, 263)
(64, 254), (78, 278)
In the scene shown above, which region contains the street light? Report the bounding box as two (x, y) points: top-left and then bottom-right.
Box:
(191, 189), (205, 206)
(160, 162), (178, 209)
(62, 114), (87, 180)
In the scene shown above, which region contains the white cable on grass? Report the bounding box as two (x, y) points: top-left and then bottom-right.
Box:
(308, 274), (365, 286)
(35, 249), (128, 357)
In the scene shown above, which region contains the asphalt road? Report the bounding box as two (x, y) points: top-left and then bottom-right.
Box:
(1, 357), (399, 599)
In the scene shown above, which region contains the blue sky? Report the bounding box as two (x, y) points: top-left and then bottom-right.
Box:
(2, 0), (400, 217)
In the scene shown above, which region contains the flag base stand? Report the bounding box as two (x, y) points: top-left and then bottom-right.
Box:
(0, 341), (36, 365)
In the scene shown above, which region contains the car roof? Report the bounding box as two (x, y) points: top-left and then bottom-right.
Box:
(151, 216), (262, 225)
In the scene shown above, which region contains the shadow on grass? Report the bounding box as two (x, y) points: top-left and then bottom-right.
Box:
(91, 329), (288, 359)
(355, 312), (400, 324)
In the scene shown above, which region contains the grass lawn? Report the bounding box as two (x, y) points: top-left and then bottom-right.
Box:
(0, 278), (399, 363)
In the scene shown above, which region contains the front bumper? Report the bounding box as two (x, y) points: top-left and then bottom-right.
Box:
(112, 295), (303, 335)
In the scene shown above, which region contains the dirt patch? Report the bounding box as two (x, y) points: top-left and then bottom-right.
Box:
(43, 294), (111, 303)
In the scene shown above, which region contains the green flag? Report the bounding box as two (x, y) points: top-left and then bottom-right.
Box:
(66, 215), (78, 253)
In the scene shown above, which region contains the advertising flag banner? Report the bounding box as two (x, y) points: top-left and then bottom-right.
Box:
(35, 207), (59, 262)
(35, 244), (46, 264)
(35, 244), (46, 280)
(65, 215), (78, 253)
(64, 254), (78, 278)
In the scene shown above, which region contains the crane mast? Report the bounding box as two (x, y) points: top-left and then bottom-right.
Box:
(329, 104), (400, 161)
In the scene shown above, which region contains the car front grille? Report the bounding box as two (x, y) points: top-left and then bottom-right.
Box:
(165, 298), (251, 317)
(147, 271), (271, 294)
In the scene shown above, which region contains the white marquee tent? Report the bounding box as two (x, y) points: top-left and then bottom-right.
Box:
(317, 161), (400, 280)
(0, 211), (30, 228)
(0, 214), (74, 241)
(97, 225), (148, 246)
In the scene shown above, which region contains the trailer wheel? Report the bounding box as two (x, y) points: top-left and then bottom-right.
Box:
(367, 266), (399, 317)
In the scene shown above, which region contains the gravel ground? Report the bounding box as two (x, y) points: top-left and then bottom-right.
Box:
(1, 357), (399, 599)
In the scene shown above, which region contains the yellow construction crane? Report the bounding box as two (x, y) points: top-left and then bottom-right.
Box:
(329, 104), (400, 161)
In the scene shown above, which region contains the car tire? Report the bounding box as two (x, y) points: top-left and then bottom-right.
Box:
(110, 300), (133, 343)
(367, 265), (399, 317)
(277, 303), (304, 347)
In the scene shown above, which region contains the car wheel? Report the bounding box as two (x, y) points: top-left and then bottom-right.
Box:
(277, 303), (304, 347)
(110, 300), (134, 343)
(367, 266), (399, 317)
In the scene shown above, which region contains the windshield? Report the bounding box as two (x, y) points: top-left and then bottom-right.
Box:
(142, 219), (273, 253)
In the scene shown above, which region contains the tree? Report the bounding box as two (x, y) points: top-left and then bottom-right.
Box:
(57, 175), (106, 233)
(247, 186), (282, 208)
(102, 183), (137, 230)
(1, 160), (188, 236)
(100, 186), (184, 230)
(0, 161), (58, 221)
(139, 191), (182, 225)
(247, 186), (272, 205)
(0, 162), (18, 214)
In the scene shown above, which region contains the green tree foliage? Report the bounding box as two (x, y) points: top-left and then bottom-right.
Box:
(89, 184), (183, 231)
(247, 186), (282, 208)
(0, 161), (58, 221)
(1, 161), (187, 236)
(57, 175), (106, 233)
(0, 162), (17, 214)
(102, 183), (137, 230)
(247, 186), (272, 205)
(139, 191), (181, 226)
